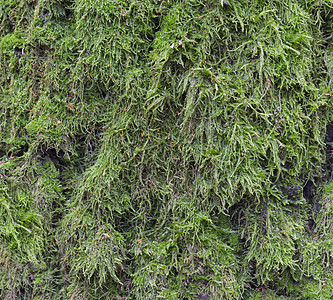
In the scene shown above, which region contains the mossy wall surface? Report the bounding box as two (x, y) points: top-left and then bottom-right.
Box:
(0, 0), (333, 299)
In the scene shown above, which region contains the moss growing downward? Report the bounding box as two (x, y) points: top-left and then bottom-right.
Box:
(0, 0), (333, 299)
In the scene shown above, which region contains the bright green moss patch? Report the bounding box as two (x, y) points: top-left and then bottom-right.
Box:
(1, 0), (333, 299)
(0, 32), (24, 54)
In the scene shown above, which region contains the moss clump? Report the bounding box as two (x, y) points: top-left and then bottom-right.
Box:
(1, 0), (333, 298)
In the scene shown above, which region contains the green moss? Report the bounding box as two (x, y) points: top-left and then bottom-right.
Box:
(1, 0), (333, 298)
(0, 32), (24, 54)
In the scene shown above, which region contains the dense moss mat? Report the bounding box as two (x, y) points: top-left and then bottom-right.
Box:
(0, 0), (333, 298)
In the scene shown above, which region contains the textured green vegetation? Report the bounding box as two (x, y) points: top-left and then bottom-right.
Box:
(0, 0), (333, 299)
